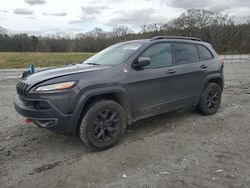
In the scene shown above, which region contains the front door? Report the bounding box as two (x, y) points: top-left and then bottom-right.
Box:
(127, 42), (176, 119)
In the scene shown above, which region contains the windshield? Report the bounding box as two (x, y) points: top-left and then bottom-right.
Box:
(83, 42), (143, 66)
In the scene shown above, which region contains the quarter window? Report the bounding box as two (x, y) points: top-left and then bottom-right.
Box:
(174, 43), (199, 64)
(197, 45), (213, 60)
(139, 43), (172, 68)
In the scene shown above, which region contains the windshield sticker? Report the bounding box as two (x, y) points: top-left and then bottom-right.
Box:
(123, 44), (141, 50)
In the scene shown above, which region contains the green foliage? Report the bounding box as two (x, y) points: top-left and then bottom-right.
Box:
(0, 52), (94, 68)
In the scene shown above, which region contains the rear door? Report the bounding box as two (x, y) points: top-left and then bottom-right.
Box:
(171, 42), (208, 104)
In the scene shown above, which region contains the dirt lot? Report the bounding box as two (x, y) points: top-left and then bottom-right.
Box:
(0, 62), (250, 188)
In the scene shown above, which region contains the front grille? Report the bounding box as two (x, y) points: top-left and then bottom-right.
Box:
(16, 81), (30, 97)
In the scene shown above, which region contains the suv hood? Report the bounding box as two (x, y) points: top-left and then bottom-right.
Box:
(22, 63), (111, 86)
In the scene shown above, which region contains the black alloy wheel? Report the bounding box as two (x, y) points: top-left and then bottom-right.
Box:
(79, 100), (126, 151)
(198, 83), (222, 115)
(91, 109), (119, 142)
(206, 87), (220, 110)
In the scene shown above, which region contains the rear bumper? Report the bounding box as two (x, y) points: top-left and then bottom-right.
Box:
(14, 96), (75, 135)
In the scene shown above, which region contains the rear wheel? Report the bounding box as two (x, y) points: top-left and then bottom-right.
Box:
(79, 100), (126, 151)
(197, 83), (222, 115)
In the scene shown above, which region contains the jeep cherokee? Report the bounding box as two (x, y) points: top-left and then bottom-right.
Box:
(14, 36), (224, 151)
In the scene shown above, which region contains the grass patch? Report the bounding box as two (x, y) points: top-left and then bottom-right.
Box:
(0, 52), (95, 69)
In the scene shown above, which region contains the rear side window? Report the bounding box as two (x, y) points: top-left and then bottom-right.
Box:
(197, 45), (213, 60)
(174, 43), (199, 64)
(140, 43), (172, 68)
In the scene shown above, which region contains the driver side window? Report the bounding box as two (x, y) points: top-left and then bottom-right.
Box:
(140, 43), (172, 69)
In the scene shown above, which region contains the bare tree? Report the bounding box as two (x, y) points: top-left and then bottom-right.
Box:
(0, 10), (250, 54)
(0, 26), (7, 34)
(112, 25), (132, 37)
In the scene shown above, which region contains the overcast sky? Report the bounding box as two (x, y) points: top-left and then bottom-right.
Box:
(0, 0), (250, 36)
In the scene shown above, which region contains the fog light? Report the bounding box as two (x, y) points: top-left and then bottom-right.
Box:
(33, 101), (50, 110)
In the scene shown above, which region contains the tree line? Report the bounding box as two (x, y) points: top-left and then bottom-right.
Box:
(0, 9), (250, 54)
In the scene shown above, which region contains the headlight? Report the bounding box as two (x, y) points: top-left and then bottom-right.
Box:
(36, 81), (76, 91)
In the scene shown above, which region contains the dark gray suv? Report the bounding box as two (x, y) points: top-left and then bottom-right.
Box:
(14, 36), (224, 151)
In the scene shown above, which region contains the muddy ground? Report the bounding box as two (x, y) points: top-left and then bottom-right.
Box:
(0, 62), (250, 188)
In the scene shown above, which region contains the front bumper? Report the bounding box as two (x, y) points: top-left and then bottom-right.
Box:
(14, 96), (75, 135)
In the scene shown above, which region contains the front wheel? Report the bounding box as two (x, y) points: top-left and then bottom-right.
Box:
(79, 100), (126, 151)
(197, 83), (222, 115)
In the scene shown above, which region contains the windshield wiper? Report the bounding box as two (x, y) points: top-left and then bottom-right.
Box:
(86, 63), (101, 66)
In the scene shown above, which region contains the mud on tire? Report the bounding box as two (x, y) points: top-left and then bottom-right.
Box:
(79, 100), (126, 151)
(197, 83), (222, 115)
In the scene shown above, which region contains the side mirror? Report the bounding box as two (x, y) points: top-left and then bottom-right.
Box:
(134, 57), (150, 69)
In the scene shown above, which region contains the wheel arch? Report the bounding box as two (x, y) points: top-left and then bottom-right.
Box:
(208, 77), (223, 89)
(68, 86), (133, 135)
(201, 74), (224, 94)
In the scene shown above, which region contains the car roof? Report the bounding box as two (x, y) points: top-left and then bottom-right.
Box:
(116, 36), (213, 51)
(151, 36), (202, 41)
(120, 36), (209, 45)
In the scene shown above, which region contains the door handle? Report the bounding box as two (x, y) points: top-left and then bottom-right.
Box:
(200, 64), (208, 69)
(167, 69), (176, 74)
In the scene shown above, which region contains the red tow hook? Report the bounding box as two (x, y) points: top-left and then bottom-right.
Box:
(25, 118), (33, 125)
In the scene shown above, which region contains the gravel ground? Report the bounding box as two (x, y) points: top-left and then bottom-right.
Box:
(0, 62), (250, 188)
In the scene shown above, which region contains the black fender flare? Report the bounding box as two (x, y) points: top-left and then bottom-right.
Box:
(200, 74), (224, 95)
(67, 86), (132, 135)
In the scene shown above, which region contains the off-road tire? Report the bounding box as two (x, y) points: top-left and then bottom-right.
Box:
(79, 100), (126, 151)
(197, 83), (222, 115)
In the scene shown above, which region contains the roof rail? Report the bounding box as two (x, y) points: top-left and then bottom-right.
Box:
(151, 36), (202, 42)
